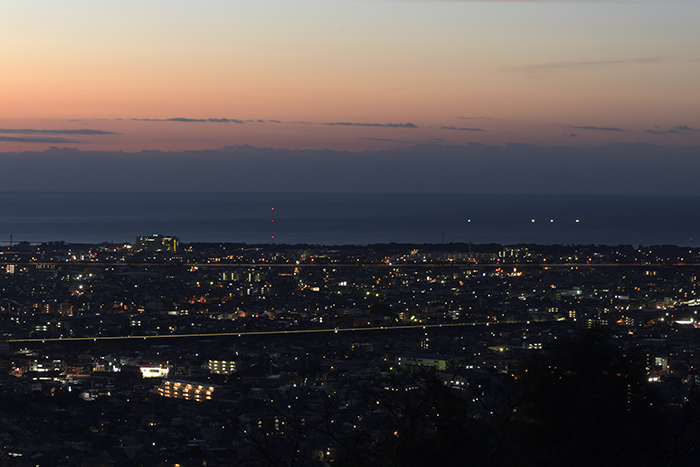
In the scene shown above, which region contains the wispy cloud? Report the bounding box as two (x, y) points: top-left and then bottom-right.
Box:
(512, 58), (661, 73)
(386, 1), (663, 2)
(123, 117), (288, 124)
(646, 125), (698, 135)
(357, 137), (417, 143)
(363, 1), (665, 3)
(669, 125), (698, 134)
(0, 128), (117, 135)
(126, 117), (245, 123)
(122, 118), (422, 128)
(571, 125), (625, 132)
(457, 116), (493, 120)
(324, 122), (418, 128)
(441, 126), (485, 131)
(0, 136), (82, 143)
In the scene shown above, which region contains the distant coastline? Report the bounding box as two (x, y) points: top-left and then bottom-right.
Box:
(1, 192), (699, 247)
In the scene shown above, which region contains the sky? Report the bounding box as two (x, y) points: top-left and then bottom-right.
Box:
(1, 0), (699, 192)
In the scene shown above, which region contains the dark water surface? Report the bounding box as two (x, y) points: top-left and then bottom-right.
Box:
(0, 192), (698, 246)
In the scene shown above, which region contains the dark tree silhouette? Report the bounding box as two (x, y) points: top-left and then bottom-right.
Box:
(512, 327), (665, 467)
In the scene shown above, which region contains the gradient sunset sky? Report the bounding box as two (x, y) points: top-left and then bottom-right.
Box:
(1, 0), (698, 153)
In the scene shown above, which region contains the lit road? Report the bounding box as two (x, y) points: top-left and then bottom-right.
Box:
(1, 261), (699, 269)
(6, 321), (529, 344)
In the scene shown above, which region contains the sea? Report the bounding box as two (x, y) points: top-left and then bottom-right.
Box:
(0, 192), (699, 247)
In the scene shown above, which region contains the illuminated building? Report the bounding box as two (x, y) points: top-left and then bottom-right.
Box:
(134, 234), (179, 252)
(157, 379), (223, 402)
(206, 359), (237, 375)
(140, 366), (170, 378)
(396, 353), (448, 371)
(29, 358), (65, 373)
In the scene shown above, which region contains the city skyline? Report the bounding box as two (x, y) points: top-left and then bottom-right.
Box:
(3, 3), (700, 464)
